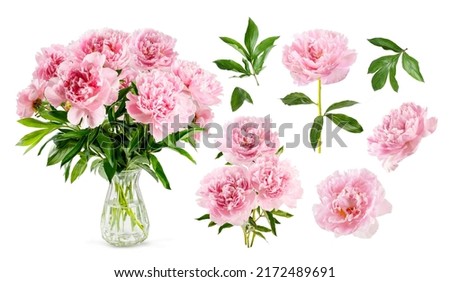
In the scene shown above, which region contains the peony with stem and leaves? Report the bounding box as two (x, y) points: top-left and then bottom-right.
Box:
(281, 29), (363, 153)
(16, 28), (223, 244)
(196, 117), (302, 247)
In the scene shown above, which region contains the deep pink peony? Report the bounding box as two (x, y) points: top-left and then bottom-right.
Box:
(249, 155), (303, 210)
(218, 116), (279, 165)
(33, 45), (68, 81)
(313, 169), (391, 238)
(197, 166), (256, 226)
(126, 70), (196, 141)
(16, 79), (46, 118)
(45, 52), (119, 128)
(130, 29), (177, 71)
(282, 29), (356, 85)
(368, 102), (437, 171)
(72, 29), (131, 70)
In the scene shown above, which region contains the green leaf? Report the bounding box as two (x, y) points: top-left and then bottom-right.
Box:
(219, 37), (249, 59)
(213, 59), (247, 74)
(137, 163), (159, 182)
(63, 160), (72, 182)
(231, 87), (253, 112)
(310, 116), (323, 151)
(325, 100), (359, 114)
(208, 221), (217, 227)
(254, 36), (279, 57)
(17, 118), (58, 129)
(389, 55), (400, 92)
(326, 113), (364, 133)
(371, 67), (389, 91)
(368, 37), (403, 52)
(196, 214), (210, 221)
(218, 223), (233, 234)
(215, 152), (223, 159)
(149, 154), (170, 190)
(275, 146), (284, 156)
(167, 146), (196, 164)
(90, 158), (103, 173)
(281, 92), (315, 106)
(253, 46), (274, 74)
(255, 225), (272, 233)
(70, 156), (87, 183)
(102, 159), (116, 182)
(265, 211), (277, 236)
(244, 18), (259, 54)
(39, 110), (68, 123)
(61, 136), (87, 166)
(254, 231), (267, 241)
(47, 146), (71, 166)
(96, 131), (115, 167)
(271, 209), (293, 218)
(17, 128), (55, 154)
(402, 52), (424, 82)
(368, 55), (397, 74)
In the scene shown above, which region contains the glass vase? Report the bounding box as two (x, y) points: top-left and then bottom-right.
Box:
(100, 169), (149, 247)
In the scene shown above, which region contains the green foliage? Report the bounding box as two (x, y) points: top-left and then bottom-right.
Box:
(368, 37), (424, 92)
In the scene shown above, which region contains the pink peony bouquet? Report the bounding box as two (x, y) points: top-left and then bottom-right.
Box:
(368, 102), (437, 171)
(197, 116), (303, 247)
(16, 28), (222, 183)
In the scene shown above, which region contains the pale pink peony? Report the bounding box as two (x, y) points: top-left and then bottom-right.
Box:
(249, 155), (303, 210)
(193, 106), (214, 140)
(368, 102), (437, 171)
(130, 29), (177, 71)
(172, 60), (203, 87)
(218, 116), (279, 165)
(197, 166), (256, 226)
(33, 44), (68, 81)
(283, 29), (357, 85)
(126, 70), (196, 141)
(313, 169), (391, 238)
(189, 71), (222, 106)
(16, 79), (46, 118)
(72, 29), (131, 70)
(45, 52), (119, 128)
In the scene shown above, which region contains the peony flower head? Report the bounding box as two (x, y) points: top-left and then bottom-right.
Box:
(218, 116), (279, 165)
(282, 29), (357, 85)
(33, 44), (68, 81)
(197, 166), (256, 226)
(368, 102), (437, 171)
(130, 29), (177, 71)
(249, 155), (303, 210)
(16, 79), (46, 118)
(125, 69), (196, 141)
(72, 29), (131, 70)
(172, 60), (203, 88)
(45, 52), (119, 128)
(313, 169), (391, 238)
(188, 71), (222, 106)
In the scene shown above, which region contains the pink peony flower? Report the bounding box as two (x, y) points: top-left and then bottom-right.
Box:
(16, 79), (46, 118)
(72, 29), (131, 70)
(193, 106), (214, 141)
(33, 44), (68, 81)
(313, 169), (391, 238)
(282, 29), (357, 85)
(126, 69), (196, 141)
(118, 67), (138, 89)
(218, 116), (279, 165)
(172, 60), (203, 88)
(130, 29), (177, 71)
(249, 155), (303, 210)
(189, 71), (222, 106)
(197, 166), (256, 226)
(368, 102), (437, 171)
(45, 52), (119, 128)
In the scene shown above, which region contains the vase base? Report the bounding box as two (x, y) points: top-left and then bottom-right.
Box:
(102, 231), (148, 247)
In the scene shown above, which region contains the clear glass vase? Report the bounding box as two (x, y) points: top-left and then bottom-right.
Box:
(100, 169), (149, 247)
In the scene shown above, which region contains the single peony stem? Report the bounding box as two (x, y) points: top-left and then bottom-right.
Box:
(317, 78), (322, 154)
(253, 73), (260, 86)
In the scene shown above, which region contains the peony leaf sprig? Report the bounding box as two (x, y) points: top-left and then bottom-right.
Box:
(214, 18), (279, 112)
(281, 30), (363, 153)
(368, 37), (424, 92)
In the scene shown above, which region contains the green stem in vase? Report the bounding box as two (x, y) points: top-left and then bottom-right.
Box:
(115, 181), (145, 232)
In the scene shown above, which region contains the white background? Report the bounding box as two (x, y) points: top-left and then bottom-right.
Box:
(1, 0), (448, 281)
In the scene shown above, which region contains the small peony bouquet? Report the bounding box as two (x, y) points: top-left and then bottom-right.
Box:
(16, 28), (222, 246)
(196, 117), (303, 247)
